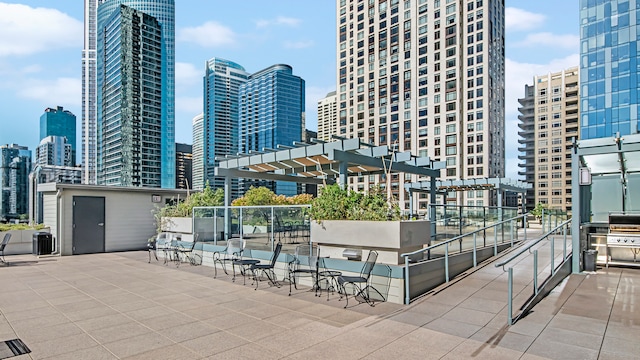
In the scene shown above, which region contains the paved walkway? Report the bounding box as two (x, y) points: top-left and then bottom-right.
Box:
(0, 244), (638, 359)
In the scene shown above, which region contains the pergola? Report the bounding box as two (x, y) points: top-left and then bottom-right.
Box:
(215, 137), (443, 206)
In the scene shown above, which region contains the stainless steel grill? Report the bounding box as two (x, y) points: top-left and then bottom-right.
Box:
(607, 213), (640, 247)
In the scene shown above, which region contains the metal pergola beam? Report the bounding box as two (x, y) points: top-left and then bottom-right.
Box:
(328, 149), (441, 178)
(215, 168), (331, 185)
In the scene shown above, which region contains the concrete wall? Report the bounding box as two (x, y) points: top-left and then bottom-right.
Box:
(0, 229), (50, 255)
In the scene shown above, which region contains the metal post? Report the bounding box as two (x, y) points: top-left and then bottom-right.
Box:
(473, 233), (477, 267)
(524, 215), (527, 241)
(533, 250), (539, 295)
(494, 224), (498, 256)
(510, 220), (514, 247)
(483, 207), (487, 247)
(551, 236), (555, 275)
(239, 207), (243, 241)
(404, 256), (410, 305)
(508, 267), (513, 325)
(445, 243), (449, 282)
(563, 226), (567, 260)
(213, 210), (218, 245)
(271, 207), (275, 251)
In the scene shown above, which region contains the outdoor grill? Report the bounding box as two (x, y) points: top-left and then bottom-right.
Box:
(607, 213), (640, 246)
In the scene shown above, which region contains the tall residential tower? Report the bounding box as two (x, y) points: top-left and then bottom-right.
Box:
(336, 0), (505, 209)
(40, 106), (77, 166)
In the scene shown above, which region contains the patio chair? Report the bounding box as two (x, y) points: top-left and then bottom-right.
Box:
(250, 241), (283, 290)
(0, 233), (11, 265)
(213, 239), (243, 278)
(176, 233), (201, 267)
(287, 244), (319, 296)
(337, 250), (384, 308)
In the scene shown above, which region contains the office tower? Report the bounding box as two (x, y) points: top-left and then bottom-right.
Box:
(97, 4), (163, 187)
(36, 136), (73, 167)
(518, 67), (580, 213)
(82, 0), (105, 184)
(175, 143), (193, 189)
(336, 0), (505, 208)
(317, 91), (338, 141)
(192, 113), (204, 190)
(93, 0), (175, 187)
(580, 0), (638, 139)
(305, 129), (318, 142)
(239, 64), (305, 196)
(517, 84), (535, 212)
(0, 144), (32, 221)
(203, 58), (249, 198)
(40, 106), (77, 166)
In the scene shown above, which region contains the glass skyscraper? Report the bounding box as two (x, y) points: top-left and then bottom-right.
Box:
(202, 58), (249, 197)
(239, 64), (305, 196)
(40, 106), (76, 166)
(97, 4), (163, 186)
(0, 144), (32, 220)
(95, 0), (175, 187)
(580, 0), (640, 139)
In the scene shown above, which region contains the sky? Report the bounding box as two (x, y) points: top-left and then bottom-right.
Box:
(0, 0), (579, 180)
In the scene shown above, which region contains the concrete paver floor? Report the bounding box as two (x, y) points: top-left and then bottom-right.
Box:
(0, 248), (638, 359)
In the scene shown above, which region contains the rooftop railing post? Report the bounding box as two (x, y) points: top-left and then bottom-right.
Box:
(483, 207), (487, 247)
(494, 224), (498, 256)
(508, 267), (513, 325)
(458, 205), (463, 236)
(510, 219), (514, 247)
(563, 225), (567, 260)
(473, 233), (477, 267)
(239, 207), (243, 241)
(534, 249), (539, 295)
(523, 215), (527, 241)
(271, 207), (275, 250)
(551, 236), (555, 275)
(404, 256), (410, 305)
(213, 210), (218, 245)
(445, 243), (450, 282)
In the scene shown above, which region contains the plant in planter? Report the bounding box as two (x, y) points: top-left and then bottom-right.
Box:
(309, 184), (400, 221)
(530, 202), (548, 224)
(153, 183), (225, 233)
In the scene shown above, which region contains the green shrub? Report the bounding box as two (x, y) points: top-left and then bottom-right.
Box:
(0, 223), (46, 232)
(309, 184), (400, 221)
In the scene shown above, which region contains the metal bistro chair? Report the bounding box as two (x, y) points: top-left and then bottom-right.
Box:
(250, 242), (283, 290)
(212, 239), (243, 279)
(175, 233), (201, 267)
(287, 244), (319, 296)
(337, 250), (384, 308)
(0, 233), (12, 265)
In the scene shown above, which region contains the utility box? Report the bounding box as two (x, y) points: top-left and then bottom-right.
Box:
(33, 232), (53, 256)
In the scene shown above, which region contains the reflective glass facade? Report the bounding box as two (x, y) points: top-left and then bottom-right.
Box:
(97, 0), (175, 187)
(0, 144), (32, 220)
(580, 0), (640, 139)
(40, 106), (77, 165)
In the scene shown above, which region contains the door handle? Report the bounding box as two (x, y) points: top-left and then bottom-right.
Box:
(98, 223), (104, 227)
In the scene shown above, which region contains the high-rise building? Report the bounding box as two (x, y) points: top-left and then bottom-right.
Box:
(317, 91), (338, 141)
(239, 64), (305, 196)
(40, 106), (77, 166)
(175, 143), (192, 189)
(518, 67), (580, 213)
(305, 129), (318, 142)
(92, 0), (175, 187)
(82, 0), (105, 184)
(203, 58), (249, 197)
(191, 113), (205, 190)
(36, 136), (73, 167)
(97, 4), (164, 187)
(336, 0), (505, 209)
(0, 144), (32, 221)
(517, 84), (535, 211)
(580, 0), (638, 140)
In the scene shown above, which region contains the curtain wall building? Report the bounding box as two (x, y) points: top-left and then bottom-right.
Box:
(580, 0), (639, 139)
(90, 0), (175, 187)
(239, 64), (305, 196)
(191, 113), (205, 190)
(317, 91), (338, 141)
(36, 136), (73, 167)
(0, 144), (32, 221)
(40, 106), (77, 166)
(336, 0), (505, 209)
(175, 143), (193, 190)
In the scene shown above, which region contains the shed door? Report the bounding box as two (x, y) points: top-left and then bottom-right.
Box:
(72, 196), (105, 254)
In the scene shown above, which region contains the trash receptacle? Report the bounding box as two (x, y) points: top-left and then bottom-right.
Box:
(33, 232), (53, 256)
(583, 249), (598, 272)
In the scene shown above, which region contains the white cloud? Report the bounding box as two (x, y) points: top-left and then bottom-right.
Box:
(176, 96), (203, 115)
(17, 77), (81, 107)
(505, 7), (546, 32)
(514, 32), (580, 50)
(175, 62), (202, 91)
(177, 21), (236, 47)
(0, 3), (82, 57)
(283, 40), (314, 49)
(256, 16), (302, 28)
(504, 54), (580, 179)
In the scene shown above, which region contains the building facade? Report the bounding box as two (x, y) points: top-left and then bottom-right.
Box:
(91, 0), (175, 187)
(40, 106), (77, 166)
(517, 84), (535, 212)
(336, 0), (505, 210)
(0, 144), (32, 221)
(239, 64), (305, 196)
(36, 136), (73, 167)
(202, 58), (249, 197)
(97, 4), (163, 187)
(518, 67), (580, 213)
(191, 113), (205, 190)
(175, 143), (193, 189)
(580, 0), (639, 140)
(317, 91), (338, 141)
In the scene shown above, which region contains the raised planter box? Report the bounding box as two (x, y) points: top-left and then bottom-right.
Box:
(0, 228), (52, 255)
(311, 220), (430, 265)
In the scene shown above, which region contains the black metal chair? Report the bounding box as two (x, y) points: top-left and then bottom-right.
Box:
(176, 233), (201, 267)
(0, 233), (11, 265)
(287, 244), (319, 296)
(250, 242), (283, 290)
(337, 250), (384, 308)
(212, 239), (243, 278)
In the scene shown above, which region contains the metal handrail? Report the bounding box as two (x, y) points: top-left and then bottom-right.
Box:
(495, 218), (571, 270)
